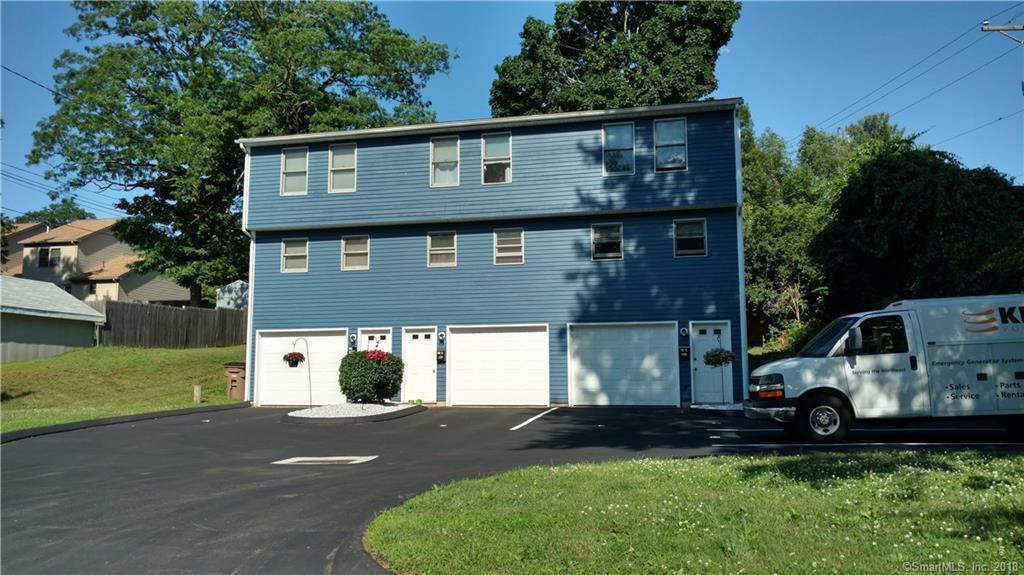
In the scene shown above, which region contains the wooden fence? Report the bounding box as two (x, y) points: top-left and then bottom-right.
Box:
(87, 301), (246, 348)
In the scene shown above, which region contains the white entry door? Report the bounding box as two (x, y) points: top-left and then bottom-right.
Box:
(402, 327), (437, 403)
(256, 329), (348, 406)
(358, 328), (393, 353)
(448, 324), (549, 406)
(569, 323), (680, 406)
(690, 322), (733, 404)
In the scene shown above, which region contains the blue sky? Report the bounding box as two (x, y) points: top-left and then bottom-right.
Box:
(2, 1), (1022, 219)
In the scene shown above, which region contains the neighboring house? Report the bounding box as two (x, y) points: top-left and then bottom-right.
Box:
(18, 219), (189, 305)
(1, 222), (49, 277)
(237, 98), (748, 407)
(0, 276), (106, 363)
(216, 280), (249, 310)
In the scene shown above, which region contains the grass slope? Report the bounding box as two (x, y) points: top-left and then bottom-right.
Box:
(367, 451), (1024, 575)
(1, 346), (245, 433)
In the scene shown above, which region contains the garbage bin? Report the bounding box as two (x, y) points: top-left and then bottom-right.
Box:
(223, 362), (246, 401)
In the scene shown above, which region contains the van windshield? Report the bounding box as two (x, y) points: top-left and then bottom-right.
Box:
(799, 317), (858, 357)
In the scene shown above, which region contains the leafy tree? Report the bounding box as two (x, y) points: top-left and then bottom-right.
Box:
(1, 215), (14, 265)
(490, 1), (741, 116)
(814, 141), (1024, 315)
(13, 199), (95, 228)
(30, 1), (449, 305)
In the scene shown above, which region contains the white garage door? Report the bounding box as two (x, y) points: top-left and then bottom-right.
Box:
(257, 329), (348, 406)
(448, 324), (549, 406)
(569, 323), (680, 406)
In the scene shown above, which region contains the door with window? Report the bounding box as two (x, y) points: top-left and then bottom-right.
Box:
(402, 327), (437, 403)
(844, 313), (929, 417)
(358, 328), (392, 353)
(690, 322), (732, 404)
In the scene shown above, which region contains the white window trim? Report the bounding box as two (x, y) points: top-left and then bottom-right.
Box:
(480, 131), (512, 185)
(601, 122), (635, 176)
(280, 146), (309, 196)
(427, 231), (457, 268)
(341, 235), (370, 271)
(493, 227), (525, 266)
(673, 218), (708, 258)
(654, 117), (689, 173)
(280, 238), (309, 273)
(590, 223), (624, 261)
(429, 136), (460, 188)
(328, 143), (357, 193)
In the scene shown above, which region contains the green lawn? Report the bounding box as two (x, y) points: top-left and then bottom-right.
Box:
(1, 346), (245, 433)
(366, 451), (1024, 575)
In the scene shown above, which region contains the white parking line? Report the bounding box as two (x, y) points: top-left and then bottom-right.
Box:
(509, 407), (559, 431)
(709, 427), (1006, 433)
(713, 442), (1023, 448)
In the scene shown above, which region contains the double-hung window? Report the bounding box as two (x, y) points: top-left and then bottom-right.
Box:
(602, 123), (634, 175)
(482, 132), (511, 184)
(281, 239), (308, 273)
(674, 219), (706, 256)
(427, 232), (457, 268)
(655, 118), (687, 171)
(329, 144), (356, 193)
(342, 236), (370, 271)
(591, 224), (623, 260)
(493, 228), (524, 265)
(280, 147), (308, 196)
(38, 247), (61, 268)
(430, 136), (459, 187)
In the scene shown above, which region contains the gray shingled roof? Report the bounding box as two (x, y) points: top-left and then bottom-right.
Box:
(0, 276), (106, 323)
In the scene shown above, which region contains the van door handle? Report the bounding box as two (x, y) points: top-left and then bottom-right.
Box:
(909, 356), (918, 371)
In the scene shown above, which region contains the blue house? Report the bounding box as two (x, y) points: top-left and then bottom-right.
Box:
(237, 98), (748, 407)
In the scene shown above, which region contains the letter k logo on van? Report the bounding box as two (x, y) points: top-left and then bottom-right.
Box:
(999, 306), (1023, 324)
(961, 309), (999, 333)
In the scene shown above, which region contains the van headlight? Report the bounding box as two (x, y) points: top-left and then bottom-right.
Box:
(749, 374), (784, 400)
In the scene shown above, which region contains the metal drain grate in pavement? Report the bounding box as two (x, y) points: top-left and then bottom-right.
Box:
(272, 455), (378, 465)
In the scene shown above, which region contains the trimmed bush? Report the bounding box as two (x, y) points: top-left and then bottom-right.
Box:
(339, 350), (404, 404)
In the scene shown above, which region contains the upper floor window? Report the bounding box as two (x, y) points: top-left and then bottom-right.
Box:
(591, 223), (623, 261)
(655, 118), (687, 171)
(342, 236), (370, 271)
(674, 219), (706, 256)
(482, 133), (511, 184)
(427, 231), (457, 268)
(38, 247), (61, 268)
(430, 136), (459, 187)
(493, 228), (524, 265)
(602, 123), (634, 175)
(329, 144), (356, 193)
(280, 239), (308, 273)
(280, 147), (308, 196)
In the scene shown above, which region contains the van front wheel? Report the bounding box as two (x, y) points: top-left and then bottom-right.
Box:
(798, 394), (851, 443)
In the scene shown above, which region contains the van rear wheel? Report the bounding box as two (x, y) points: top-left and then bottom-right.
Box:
(797, 394), (851, 443)
(1002, 416), (1024, 438)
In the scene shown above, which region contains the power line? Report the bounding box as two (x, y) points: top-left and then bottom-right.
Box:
(933, 108), (1024, 145)
(890, 42), (1023, 117)
(0, 162), (130, 202)
(1, 207), (124, 241)
(2, 173), (128, 216)
(0, 64), (60, 99)
(789, 1), (1024, 143)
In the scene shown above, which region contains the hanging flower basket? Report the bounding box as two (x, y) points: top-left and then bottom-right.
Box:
(283, 351), (305, 368)
(703, 347), (736, 368)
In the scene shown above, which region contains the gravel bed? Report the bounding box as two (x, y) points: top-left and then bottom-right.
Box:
(287, 403), (415, 419)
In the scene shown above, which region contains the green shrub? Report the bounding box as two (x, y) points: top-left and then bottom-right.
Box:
(339, 350), (404, 404)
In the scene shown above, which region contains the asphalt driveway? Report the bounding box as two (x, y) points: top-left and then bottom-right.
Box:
(2, 406), (1021, 575)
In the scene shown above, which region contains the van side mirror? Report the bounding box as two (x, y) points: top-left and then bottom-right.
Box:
(844, 327), (863, 356)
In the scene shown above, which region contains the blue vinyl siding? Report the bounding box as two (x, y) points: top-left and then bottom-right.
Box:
(246, 110), (737, 230)
(248, 210), (743, 403)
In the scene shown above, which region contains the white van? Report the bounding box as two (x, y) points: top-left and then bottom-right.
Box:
(744, 295), (1024, 442)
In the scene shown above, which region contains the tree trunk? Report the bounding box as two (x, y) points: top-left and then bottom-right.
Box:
(190, 284), (202, 307)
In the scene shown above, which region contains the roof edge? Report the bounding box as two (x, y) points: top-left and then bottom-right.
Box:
(237, 98), (743, 148)
(1, 305), (106, 324)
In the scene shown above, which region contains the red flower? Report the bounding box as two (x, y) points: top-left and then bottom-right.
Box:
(283, 352), (305, 363)
(364, 350), (387, 363)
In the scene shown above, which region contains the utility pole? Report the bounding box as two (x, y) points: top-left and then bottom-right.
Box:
(981, 21), (1024, 45)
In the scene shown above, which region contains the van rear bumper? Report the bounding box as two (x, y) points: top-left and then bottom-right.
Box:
(742, 399), (797, 423)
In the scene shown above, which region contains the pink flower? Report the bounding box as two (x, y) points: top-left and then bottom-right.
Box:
(364, 350), (387, 363)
